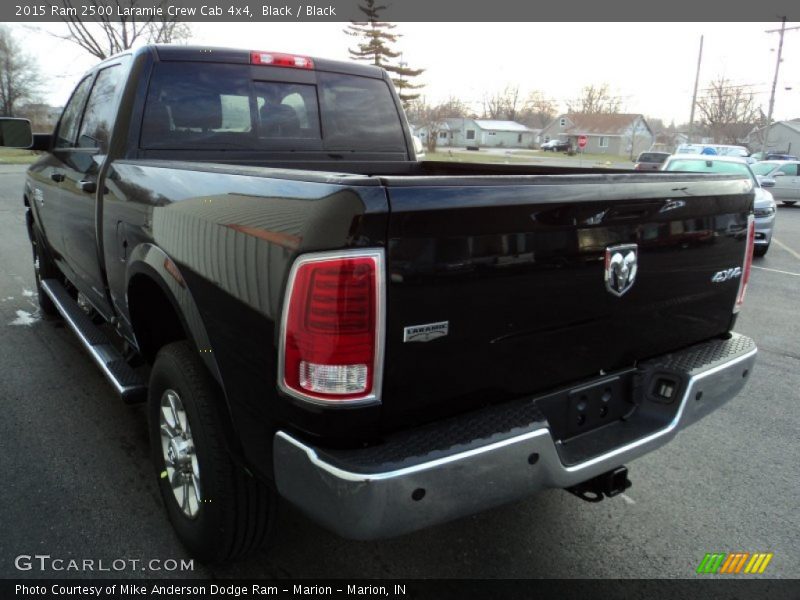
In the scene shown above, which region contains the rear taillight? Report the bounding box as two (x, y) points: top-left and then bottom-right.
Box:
(251, 51), (314, 69)
(279, 249), (384, 405)
(734, 215), (755, 313)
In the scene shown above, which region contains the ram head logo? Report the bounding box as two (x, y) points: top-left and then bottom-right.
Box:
(605, 244), (638, 297)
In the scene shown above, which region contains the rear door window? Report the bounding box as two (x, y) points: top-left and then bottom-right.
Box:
(56, 77), (93, 148)
(78, 64), (124, 152)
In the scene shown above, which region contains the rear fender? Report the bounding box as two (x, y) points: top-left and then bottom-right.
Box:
(125, 242), (222, 387)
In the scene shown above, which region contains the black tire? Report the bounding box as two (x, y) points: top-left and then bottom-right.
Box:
(30, 226), (60, 317)
(148, 341), (275, 563)
(782, 201), (796, 206)
(754, 244), (769, 257)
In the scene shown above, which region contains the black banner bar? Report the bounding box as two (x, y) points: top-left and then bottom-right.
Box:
(3, 579), (800, 600)
(5, 0), (800, 22)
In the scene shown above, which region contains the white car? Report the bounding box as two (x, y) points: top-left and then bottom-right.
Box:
(750, 161), (800, 206)
(662, 155), (777, 257)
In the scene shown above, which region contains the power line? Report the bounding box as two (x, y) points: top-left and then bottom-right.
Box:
(762, 19), (797, 153)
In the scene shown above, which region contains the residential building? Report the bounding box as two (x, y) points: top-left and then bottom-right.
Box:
(415, 118), (535, 149)
(745, 120), (800, 154)
(540, 113), (654, 157)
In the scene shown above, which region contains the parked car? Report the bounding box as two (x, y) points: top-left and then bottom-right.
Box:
(541, 138), (571, 151)
(663, 155), (777, 256)
(765, 153), (798, 161)
(748, 151), (798, 161)
(633, 151), (670, 170)
(674, 143), (749, 158)
(0, 45), (758, 563)
(750, 161), (800, 206)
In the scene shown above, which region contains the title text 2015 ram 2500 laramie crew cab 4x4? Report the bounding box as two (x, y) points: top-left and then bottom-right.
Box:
(1, 46), (757, 563)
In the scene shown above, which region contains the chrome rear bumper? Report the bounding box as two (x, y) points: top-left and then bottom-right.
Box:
(273, 334), (756, 540)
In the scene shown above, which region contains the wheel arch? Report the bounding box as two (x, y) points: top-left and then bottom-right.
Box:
(125, 243), (223, 387)
(126, 243), (247, 469)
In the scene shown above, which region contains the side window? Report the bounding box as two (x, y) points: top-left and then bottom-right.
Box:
(56, 77), (93, 149)
(78, 65), (123, 152)
(778, 164), (797, 176)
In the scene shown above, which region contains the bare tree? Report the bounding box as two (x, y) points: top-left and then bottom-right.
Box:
(46, 0), (191, 60)
(0, 26), (41, 116)
(518, 91), (557, 129)
(407, 99), (454, 152)
(696, 76), (763, 144)
(566, 83), (622, 115)
(482, 85), (521, 120)
(436, 96), (470, 119)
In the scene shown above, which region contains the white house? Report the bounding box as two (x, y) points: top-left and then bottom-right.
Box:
(415, 118), (535, 149)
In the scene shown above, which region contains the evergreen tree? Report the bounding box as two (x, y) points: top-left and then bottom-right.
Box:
(344, 0), (425, 105)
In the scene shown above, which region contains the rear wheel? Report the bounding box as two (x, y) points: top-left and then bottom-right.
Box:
(148, 341), (275, 563)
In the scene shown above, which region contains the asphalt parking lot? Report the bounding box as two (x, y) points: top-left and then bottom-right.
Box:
(0, 163), (798, 580)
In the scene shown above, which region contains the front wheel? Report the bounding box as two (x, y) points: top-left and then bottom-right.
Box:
(754, 244), (769, 257)
(148, 341), (275, 563)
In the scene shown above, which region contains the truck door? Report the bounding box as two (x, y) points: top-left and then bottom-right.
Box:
(42, 75), (94, 280)
(58, 62), (126, 317)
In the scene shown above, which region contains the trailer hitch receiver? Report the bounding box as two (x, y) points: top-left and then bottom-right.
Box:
(566, 466), (631, 502)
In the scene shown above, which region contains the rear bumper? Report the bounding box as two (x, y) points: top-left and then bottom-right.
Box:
(273, 333), (756, 540)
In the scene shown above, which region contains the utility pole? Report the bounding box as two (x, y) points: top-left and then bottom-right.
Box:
(688, 35), (704, 143)
(762, 19), (800, 154)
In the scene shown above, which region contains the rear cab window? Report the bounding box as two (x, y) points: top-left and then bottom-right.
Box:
(140, 62), (406, 153)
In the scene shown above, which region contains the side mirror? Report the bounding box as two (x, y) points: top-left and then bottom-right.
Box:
(760, 178), (776, 188)
(773, 172), (785, 177)
(0, 118), (33, 148)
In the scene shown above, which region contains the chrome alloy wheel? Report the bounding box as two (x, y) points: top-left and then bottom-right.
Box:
(160, 389), (201, 518)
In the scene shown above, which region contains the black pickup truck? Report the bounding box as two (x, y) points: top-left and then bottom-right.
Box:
(1, 45), (758, 563)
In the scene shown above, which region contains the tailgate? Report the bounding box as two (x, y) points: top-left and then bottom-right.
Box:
(380, 173), (753, 425)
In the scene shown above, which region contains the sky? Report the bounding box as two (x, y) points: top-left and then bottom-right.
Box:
(11, 21), (800, 125)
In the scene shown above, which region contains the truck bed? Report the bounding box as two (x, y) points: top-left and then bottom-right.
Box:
(100, 158), (753, 441)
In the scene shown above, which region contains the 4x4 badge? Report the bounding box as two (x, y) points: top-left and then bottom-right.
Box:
(605, 244), (638, 297)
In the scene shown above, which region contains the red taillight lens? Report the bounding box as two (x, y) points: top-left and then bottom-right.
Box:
(734, 215), (755, 313)
(279, 250), (383, 404)
(251, 51), (314, 69)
